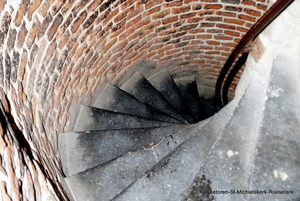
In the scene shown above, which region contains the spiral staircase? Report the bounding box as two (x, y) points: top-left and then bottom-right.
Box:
(58, 49), (300, 201)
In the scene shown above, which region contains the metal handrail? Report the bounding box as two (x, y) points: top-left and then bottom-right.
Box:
(215, 0), (295, 111)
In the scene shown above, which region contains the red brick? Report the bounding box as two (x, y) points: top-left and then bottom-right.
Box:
(87, 0), (103, 12)
(201, 45), (213, 50)
(83, 11), (99, 29)
(180, 24), (198, 31)
(204, 4), (222, 10)
(104, 38), (117, 53)
(145, 20), (162, 30)
(121, 0), (135, 10)
(207, 40), (221, 45)
(119, 27), (135, 40)
(175, 41), (189, 48)
(207, 29), (222, 33)
(238, 14), (256, 22)
(198, 10), (214, 16)
(115, 6), (134, 23)
(224, 18), (245, 26)
(172, 5), (190, 14)
(237, 27), (248, 33)
(39, 0), (55, 17)
(51, 0), (66, 16)
(110, 27), (125, 39)
(140, 40), (153, 52)
(15, 0), (30, 27)
(217, 23), (236, 30)
(162, 16), (178, 24)
(182, 35), (195, 41)
(145, 0), (163, 10)
(180, 12), (196, 19)
(193, 4), (202, 10)
(206, 16), (222, 21)
(136, 16), (151, 29)
(149, 44), (164, 52)
(164, 1), (183, 8)
(157, 45), (173, 54)
(141, 52), (156, 60)
(205, 51), (220, 55)
(27, 0), (42, 21)
(243, 8), (261, 17)
(134, 38), (148, 51)
(152, 9), (170, 19)
(242, 0), (256, 6)
(128, 6), (144, 20)
(159, 28), (177, 36)
(192, 60), (205, 64)
(234, 38), (241, 43)
(257, 4), (267, 11)
(215, 46), (230, 51)
(166, 49), (178, 55)
(216, 11), (236, 17)
(154, 35), (171, 43)
(184, 0), (198, 3)
(200, 23), (215, 27)
(145, 6), (161, 15)
(245, 22), (253, 28)
(26, 16), (40, 49)
(221, 52), (231, 57)
(47, 13), (63, 41)
(156, 24), (172, 33)
(187, 17), (204, 23)
(214, 35), (233, 40)
(188, 28), (205, 34)
(71, 11), (87, 33)
(16, 21), (28, 49)
(196, 34), (212, 39)
(58, 30), (70, 49)
(225, 5), (242, 12)
(174, 20), (185, 27)
(126, 15), (142, 29)
(223, 42), (236, 47)
(103, 8), (119, 25)
(224, 30), (240, 37)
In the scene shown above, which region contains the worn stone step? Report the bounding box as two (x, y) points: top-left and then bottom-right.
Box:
(64, 122), (208, 201)
(247, 51), (300, 200)
(173, 75), (203, 122)
(73, 105), (176, 132)
(112, 97), (239, 201)
(147, 70), (196, 124)
(90, 83), (181, 124)
(188, 71), (268, 201)
(120, 72), (187, 123)
(59, 125), (185, 177)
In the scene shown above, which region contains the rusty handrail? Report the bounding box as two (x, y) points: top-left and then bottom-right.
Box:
(215, 0), (295, 111)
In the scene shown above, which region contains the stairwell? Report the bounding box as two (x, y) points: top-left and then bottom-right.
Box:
(59, 1), (300, 200)
(0, 0), (299, 200)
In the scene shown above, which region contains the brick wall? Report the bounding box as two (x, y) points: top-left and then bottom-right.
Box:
(0, 0), (269, 199)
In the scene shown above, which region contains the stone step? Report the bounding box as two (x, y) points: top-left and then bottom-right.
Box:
(112, 98), (238, 201)
(90, 83), (181, 124)
(59, 125), (185, 177)
(247, 51), (300, 200)
(147, 70), (196, 124)
(120, 72), (187, 123)
(73, 105), (176, 132)
(65, 122), (208, 201)
(189, 70), (268, 201)
(173, 75), (203, 122)
(196, 84), (216, 120)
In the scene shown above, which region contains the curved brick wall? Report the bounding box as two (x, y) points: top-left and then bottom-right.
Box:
(0, 0), (269, 199)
